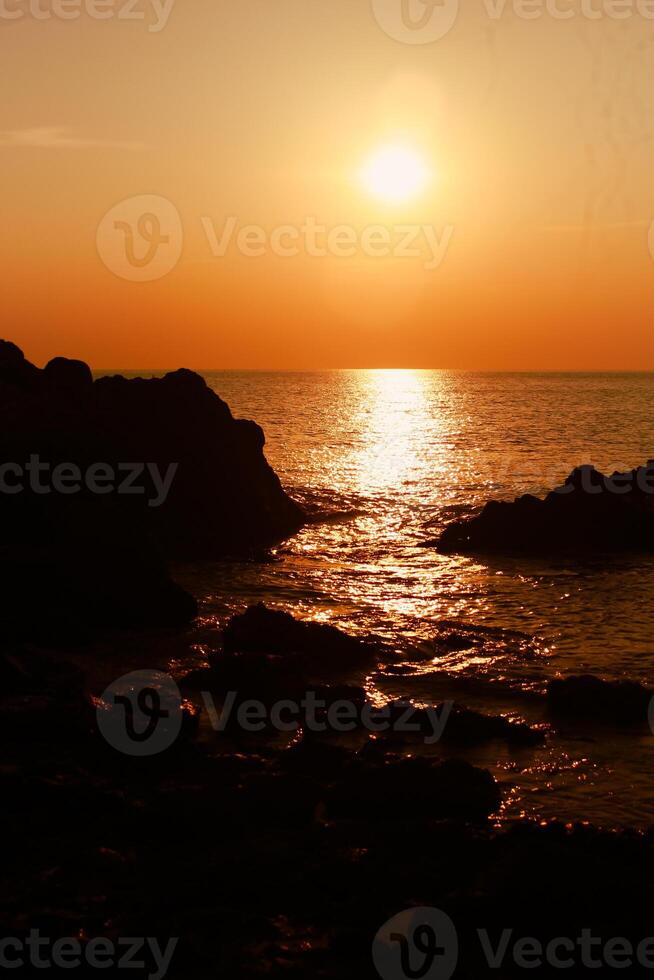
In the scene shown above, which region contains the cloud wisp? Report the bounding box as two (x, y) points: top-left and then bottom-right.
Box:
(0, 127), (145, 150)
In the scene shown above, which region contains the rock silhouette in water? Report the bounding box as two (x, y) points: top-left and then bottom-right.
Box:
(547, 674), (652, 726)
(223, 603), (378, 674)
(0, 342), (304, 640)
(438, 462), (654, 555)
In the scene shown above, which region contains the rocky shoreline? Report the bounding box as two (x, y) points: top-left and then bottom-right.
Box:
(3, 342), (654, 976)
(4, 608), (654, 977)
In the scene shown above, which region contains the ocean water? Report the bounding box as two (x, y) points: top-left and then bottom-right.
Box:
(180, 370), (654, 829)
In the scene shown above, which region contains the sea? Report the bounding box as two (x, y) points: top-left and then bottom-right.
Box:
(128, 370), (654, 829)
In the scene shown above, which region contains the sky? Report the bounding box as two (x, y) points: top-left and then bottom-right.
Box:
(3, 0), (654, 369)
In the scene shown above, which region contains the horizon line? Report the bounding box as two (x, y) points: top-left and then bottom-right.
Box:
(91, 366), (654, 374)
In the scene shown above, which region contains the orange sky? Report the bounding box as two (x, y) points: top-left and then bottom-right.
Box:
(3, 0), (654, 369)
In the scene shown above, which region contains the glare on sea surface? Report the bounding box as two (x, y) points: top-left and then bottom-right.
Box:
(354, 369), (439, 494)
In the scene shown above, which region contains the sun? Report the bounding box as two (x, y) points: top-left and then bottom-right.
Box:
(360, 145), (430, 204)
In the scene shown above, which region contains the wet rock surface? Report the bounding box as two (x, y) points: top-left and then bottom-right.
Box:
(223, 603), (379, 675)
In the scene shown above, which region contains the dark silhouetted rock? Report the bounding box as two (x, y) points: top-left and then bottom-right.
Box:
(0, 491), (197, 642)
(0, 341), (41, 391)
(44, 356), (93, 393)
(280, 735), (352, 776)
(328, 756), (501, 823)
(223, 604), (378, 675)
(547, 674), (652, 726)
(0, 648), (84, 696)
(383, 700), (545, 747)
(0, 341), (305, 640)
(0, 648), (93, 744)
(182, 650), (306, 700)
(437, 462), (654, 555)
(92, 369), (304, 556)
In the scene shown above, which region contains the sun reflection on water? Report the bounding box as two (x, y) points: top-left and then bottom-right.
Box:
(193, 369), (654, 828)
(354, 369), (438, 493)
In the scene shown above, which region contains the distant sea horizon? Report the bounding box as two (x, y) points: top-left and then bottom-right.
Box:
(95, 368), (654, 375)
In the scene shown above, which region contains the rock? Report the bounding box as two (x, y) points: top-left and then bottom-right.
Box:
(280, 735), (353, 776)
(547, 674), (652, 726)
(383, 700), (545, 747)
(0, 650), (94, 745)
(0, 692), (94, 744)
(0, 648), (85, 696)
(0, 341), (305, 640)
(223, 604), (378, 676)
(437, 462), (654, 555)
(0, 504), (197, 642)
(439, 632), (476, 651)
(0, 340), (40, 389)
(182, 661), (368, 738)
(188, 650), (308, 701)
(44, 356), (94, 392)
(92, 369), (304, 556)
(328, 756), (501, 823)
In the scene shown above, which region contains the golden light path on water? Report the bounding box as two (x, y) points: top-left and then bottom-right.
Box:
(173, 369), (654, 829)
(353, 370), (440, 494)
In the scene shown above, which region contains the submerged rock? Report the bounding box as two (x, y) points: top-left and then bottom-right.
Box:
(383, 700), (545, 747)
(223, 604), (378, 675)
(437, 462), (654, 555)
(547, 674), (652, 726)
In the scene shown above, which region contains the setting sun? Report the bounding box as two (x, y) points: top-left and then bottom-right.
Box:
(360, 145), (431, 204)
